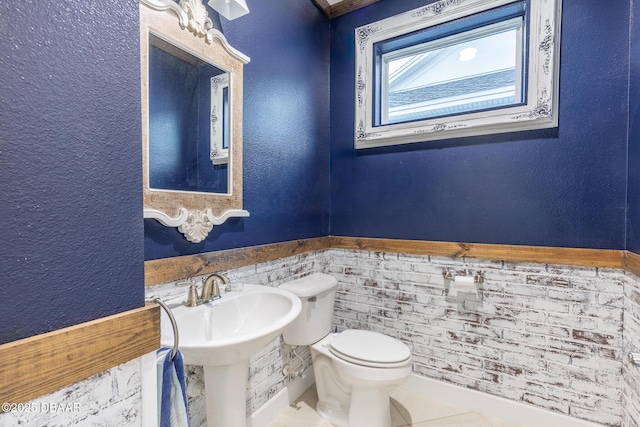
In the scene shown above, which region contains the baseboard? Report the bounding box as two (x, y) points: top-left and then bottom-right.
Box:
(401, 374), (602, 427)
(247, 367), (315, 427)
(140, 351), (159, 427)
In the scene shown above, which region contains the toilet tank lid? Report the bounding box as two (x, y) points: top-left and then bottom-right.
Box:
(278, 273), (338, 298)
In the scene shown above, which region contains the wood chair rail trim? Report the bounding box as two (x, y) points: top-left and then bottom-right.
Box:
(146, 236), (627, 286)
(0, 304), (160, 409)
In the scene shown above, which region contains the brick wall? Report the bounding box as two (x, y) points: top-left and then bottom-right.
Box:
(623, 273), (640, 427)
(326, 249), (627, 426)
(0, 357), (145, 426)
(147, 248), (640, 427)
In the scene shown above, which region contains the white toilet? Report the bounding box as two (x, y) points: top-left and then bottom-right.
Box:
(279, 273), (412, 427)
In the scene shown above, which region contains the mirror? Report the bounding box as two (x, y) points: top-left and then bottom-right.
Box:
(140, 0), (250, 243)
(148, 34), (229, 194)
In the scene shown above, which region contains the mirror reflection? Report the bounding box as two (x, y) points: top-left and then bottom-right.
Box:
(148, 33), (230, 194)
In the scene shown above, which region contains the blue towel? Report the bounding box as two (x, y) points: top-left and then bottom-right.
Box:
(157, 348), (190, 427)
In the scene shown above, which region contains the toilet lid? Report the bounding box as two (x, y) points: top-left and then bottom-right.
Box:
(329, 330), (411, 368)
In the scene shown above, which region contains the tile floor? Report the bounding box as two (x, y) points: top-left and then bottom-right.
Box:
(268, 386), (521, 427)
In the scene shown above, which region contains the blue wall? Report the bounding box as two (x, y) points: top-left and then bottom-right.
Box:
(144, 0), (331, 259)
(0, 1), (144, 344)
(1, 0), (637, 344)
(628, 0), (640, 254)
(330, 0), (630, 250)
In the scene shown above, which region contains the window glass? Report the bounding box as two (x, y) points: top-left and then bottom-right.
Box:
(222, 86), (230, 150)
(381, 17), (524, 125)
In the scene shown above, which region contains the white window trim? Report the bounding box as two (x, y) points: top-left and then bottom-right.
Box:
(210, 72), (229, 165)
(354, 0), (562, 149)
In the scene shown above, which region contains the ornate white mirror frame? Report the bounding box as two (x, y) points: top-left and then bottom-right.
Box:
(140, 0), (250, 243)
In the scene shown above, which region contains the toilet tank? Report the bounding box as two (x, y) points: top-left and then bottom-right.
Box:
(279, 273), (338, 346)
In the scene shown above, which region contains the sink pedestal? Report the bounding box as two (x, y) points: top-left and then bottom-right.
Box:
(202, 359), (250, 427)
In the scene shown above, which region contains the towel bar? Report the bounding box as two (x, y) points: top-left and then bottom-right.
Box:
(148, 296), (179, 360)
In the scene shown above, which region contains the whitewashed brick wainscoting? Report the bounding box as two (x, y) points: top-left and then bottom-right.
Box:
(326, 249), (631, 426)
(623, 274), (640, 427)
(0, 355), (151, 426)
(146, 248), (640, 427)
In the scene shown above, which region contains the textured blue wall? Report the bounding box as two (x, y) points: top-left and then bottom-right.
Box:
(0, 1), (144, 343)
(1, 0), (635, 344)
(629, 0), (640, 254)
(144, 0), (331, 259)
(330, 0), (629, 249)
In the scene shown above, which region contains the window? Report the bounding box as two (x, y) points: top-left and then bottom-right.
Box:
(379, 13), (525, 125)
(355, 0), (562, 149)
(210, 73), (230, 164)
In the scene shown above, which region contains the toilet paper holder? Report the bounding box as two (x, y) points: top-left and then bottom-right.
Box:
(443, 269), (484, 306)
(442, 269), (484, 284)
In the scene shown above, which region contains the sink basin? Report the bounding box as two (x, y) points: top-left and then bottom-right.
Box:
(160, 284), (302, 366)
(158, 284), (302, 427)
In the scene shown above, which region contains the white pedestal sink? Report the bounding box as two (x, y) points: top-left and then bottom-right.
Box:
(159, 285), (302, 427)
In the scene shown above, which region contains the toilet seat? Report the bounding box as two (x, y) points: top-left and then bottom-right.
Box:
(329, 330), (411, 368)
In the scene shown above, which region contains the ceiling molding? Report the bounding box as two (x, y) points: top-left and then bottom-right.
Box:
(311, 0), (382, 19)
(312, 0), (331, 18)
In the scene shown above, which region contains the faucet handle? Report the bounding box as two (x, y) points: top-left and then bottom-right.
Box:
(176, 280), (199, 306)
(176, 280), (195, 287)
(185, 284), (199, 307)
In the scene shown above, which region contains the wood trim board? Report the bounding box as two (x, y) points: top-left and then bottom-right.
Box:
(311, 0), (382, 18)
(625, 251), (640, 278)
(0, 304), (160, 409)
(144, 236), (333, 286)
(145, 236), (625, 286)
(330, 237), (624, 269)
(311, 0), (331, 17)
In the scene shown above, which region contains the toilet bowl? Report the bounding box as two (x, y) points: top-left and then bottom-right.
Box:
(279, 273), (412, 427)
(311, 330), (411, 427)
